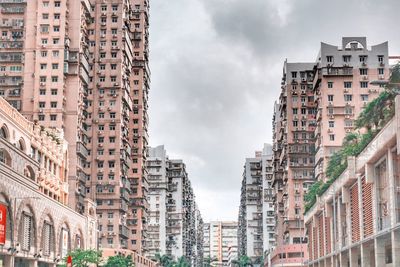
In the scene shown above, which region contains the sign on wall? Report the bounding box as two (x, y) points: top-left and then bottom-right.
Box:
(0, 204), (7, 245)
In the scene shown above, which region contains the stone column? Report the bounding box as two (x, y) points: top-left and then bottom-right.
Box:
(392, 229), (400, 267)
(374, 238), (385, 266)
(361, 244), (371, 267)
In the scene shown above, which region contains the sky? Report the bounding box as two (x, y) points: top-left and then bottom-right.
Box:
(147, 0), (400, 222)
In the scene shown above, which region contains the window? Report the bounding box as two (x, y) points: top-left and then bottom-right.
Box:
(343, 55), (351, 62)
(42, 39), (48, 44)
(112, 17), (118, 23)
(40, 64), (47, 70)
(345, 120), (353, 127)
(41, 51), (47, 57)
(328, 82), (333, 88)
(42, 13), (49, 19)
(291, 72), (297, 79)
(108, 161), (115, 168)
(359, 55), (367, 63)
(97, 161), (104, 168)
(326, 56), (333, 63)
(39, 115), (45, 121)
(111, 29), (117, 34)
(329, 134), (335, 141)
(51, 89), (57, 95)
(54, 13), (60, 19)
(292, 108), (298, 115)
(109, 125), (115, 130)
(345, 106), (353, 114)
(53, 26), (60, 32)
(51, 76), (58, 83)
(110, 113), (116, 118)
(50, 102), (57, 108)
(378, 68), (384, 75)
(42, 222), (53, 256)
(52, 63), (58, 70)
(111, 52), (117, 58)
(100, 64), (106, 70)
(54, 1), (61, 7)
(40, 89), (46, 95)
(112, 5), (118, 11)
(293, 121), (298, 127)
(360, 81), (368, 88)
(344, 94), (352, 101)
(50, 114), (57, 121)
(43, 2), (49, 7)
(109, 137), (115, 143)
(52, 51), (59, 57)
(111, 64), (117, 70)
(360, 68), (368, 75)
(329, 121), (334, 128)
(328, 95), (333, 101)
(39, 102), (45, 108)
(344, 82), (352, 88)
(41, 25), (49, 33)
(378, 55), (384, 63)
(328, 108), (334, 115)
(21, 213), (33, 251)
(361, 94), (369, 101)
(53, 38), (59, 44)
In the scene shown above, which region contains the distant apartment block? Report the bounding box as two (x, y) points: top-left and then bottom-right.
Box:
(203, 221), (238, 266)
(305, 95), (400, 267)
(238, 144), (273, 263)
(0, 0), (151, 255)
(146, 146), (204, 266)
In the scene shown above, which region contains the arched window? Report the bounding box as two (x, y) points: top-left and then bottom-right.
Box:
(41, 216), (55, 257)
(0, 149), (11, 167)
(24, 165), (35, 181)
(18, 207), (35, 253)
(0, 125), (9, 140)
(59, 224), (71, 258)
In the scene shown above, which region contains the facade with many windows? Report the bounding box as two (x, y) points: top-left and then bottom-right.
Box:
(0, 97), (97, 267)
(0, 0), (151, 256)
(305, 95), (400, 267)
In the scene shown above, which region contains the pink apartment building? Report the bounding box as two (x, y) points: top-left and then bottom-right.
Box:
(0, 0), (151, 256)
(314, 37), (389, 182)
(270, 37), (389, 267)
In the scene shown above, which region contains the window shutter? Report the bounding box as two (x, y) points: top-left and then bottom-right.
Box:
(43, 222), (51, 256)
(22, 214), (32, 251)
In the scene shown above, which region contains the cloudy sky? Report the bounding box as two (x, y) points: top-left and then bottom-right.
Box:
(147, 0), (400, 222)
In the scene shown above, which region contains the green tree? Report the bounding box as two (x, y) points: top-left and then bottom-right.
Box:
(60, 249), (102, 267)
(155, 253), (173, 267)
(104, 254), (135, 267)
(232, 256), (253, 267)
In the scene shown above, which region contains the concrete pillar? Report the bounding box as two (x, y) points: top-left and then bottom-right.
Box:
(357, 174), (364, 240)
(374, 238), (385, 266)
(3, 255), (12, 267)
(361, 244), (371, 267)
(392, 229), (400, 266)
(349, 247), (359, 267)
(387, 149), (396, 227)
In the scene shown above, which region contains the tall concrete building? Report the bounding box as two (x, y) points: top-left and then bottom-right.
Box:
(313, 37), (389, 182)
(238, 144), (273, 263)
(269, 37), (390, 266)
(203, 221), (238, 266)
(146, 146), (204, 265)
(270, 62), (315, 266)
(0, 0), (151, 255)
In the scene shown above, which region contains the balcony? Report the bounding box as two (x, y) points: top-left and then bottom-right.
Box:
(0, 53), (23, 62)
(76, 141), (89, 158)
(0, 0), (27, 3)
(119, 225), (129, 239)
(322, 67), (353, 76)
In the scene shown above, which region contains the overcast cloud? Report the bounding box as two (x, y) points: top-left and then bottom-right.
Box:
(148, 0), (400, 222)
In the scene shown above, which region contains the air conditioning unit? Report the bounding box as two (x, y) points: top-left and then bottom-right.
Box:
(39, 109), (43, 113)
(362, 62), (367, 66)
(301, 90), (306, 94)
(328, 101), (333, 106)
(378, 75), (384, 80)
(40, 82), (46, 86)
(98, 143), (103, 147)
(101, 34), (106, 38)
(99, 94), (104, 98)
(114, 83), (119, 86)
(362, 75), (368, 80)
(380, 62), (385, 66)
(345, 129), (351, 133)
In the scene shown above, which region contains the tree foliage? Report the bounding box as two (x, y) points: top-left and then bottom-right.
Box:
(60, 249), (102, 267)
(104, 254), (135, 267)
